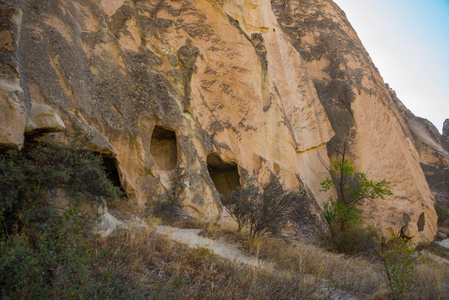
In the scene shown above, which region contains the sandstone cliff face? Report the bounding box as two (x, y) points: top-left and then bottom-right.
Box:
(271, 0), (437, 243)
(0, 0), (439, 243)
(0, 3), (27, 150)
(392, 93), (449, 212)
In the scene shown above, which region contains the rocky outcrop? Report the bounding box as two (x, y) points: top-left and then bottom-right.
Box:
(444, 119), (449, 143)
(392, 92), (449, 212)
(0, 0), (440, 243)
(0, 3), (27, 150)
(0, 0), (335, 237)
(94, 200), (148, 238)
(271, 0), (437, 243)
(25, 102), (66, 136)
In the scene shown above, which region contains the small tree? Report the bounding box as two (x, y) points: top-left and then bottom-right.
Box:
(377, 236), (418, 299)
(321, 158), (392, 227)
(248, 175), (299, 238)
(320, 138), (392, 253)
(321, 142), (393, 207)
(221, 175), (300, 238)
(220, 182), (259, 232)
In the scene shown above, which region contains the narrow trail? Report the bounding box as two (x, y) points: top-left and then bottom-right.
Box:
(155, 225), (358, 300)
(155, 225), (274, 270)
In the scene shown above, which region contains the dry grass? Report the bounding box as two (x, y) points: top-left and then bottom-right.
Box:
(86, 210), (449, 300)
(241, 235), (386, 298)
(93, 228), (324, 299)
(198, 223), (449, 299)
(413, 260), (449, 299)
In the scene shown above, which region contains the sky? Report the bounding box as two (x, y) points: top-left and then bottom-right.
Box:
(333, 0), (449, 133)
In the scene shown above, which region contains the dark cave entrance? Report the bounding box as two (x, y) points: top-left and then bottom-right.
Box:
(101, 155), (124, 193)
(417, 213), (425, 232)
(150, 126), (178, 171)
(207, 153), (240, 196)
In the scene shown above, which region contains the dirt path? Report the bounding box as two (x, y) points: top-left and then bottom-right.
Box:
(155, 225), (273, 269)
(155, 225), (358, 300)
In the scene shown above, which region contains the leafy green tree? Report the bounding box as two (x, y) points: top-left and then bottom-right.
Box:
(321, 158), (393, 207)
(320, 138), (392, 254)
(321, 157), (392, 230)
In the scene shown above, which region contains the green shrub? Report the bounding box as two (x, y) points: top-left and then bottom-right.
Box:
(0, 138), (122, 236)
(0, 136), (135, 298)
(377, 237), (418, 298)
(0, 208), (143, 298)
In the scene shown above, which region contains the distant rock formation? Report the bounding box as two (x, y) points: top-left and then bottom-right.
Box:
(0, 0), (442, 244)
(391, 90), (449, 212)
(443, 119), (449, 142)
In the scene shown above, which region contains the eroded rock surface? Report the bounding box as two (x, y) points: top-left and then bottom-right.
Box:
(0, 0), (442, 243)
(25, 102), (66, 135)
(0, 2), (27, 150)
(443, 119), (449, 143)
(271, 0), (437, 243)
(392, 92), (449, 212)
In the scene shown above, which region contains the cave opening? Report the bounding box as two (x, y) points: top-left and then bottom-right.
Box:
(101, 155), (125, 193)
(150, 126), (178, 171)
(207, 153), (240, 196)
(417, 213), (425, 232)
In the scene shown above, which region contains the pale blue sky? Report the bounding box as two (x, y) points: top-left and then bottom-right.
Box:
(333, 0), (449, 132)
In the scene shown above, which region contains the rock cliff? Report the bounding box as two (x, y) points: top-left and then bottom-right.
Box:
(392, 92), (449, 212)
(0, 0), (442, 243)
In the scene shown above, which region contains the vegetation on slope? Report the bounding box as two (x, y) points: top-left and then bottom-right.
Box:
(1, 138), (448, 299)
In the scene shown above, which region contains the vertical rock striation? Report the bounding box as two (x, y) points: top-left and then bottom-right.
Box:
(392, 92), (449, 212)
(271, 0), (437, 243)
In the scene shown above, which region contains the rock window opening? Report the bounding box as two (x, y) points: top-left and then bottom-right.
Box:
(150, 126), (178, 171)
(207, 153), (240, 196)
(417, 213), (425, 232)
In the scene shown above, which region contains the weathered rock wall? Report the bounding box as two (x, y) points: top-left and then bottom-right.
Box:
(0, 0), (335, 237)
(0, 2), (27, 150)
(0, 0), (440, 243)
(271, 0), (437, 243)
(392, 92), (449, 211)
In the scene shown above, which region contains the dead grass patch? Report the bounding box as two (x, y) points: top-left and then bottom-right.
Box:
(413, 260), (449, 299)
(90, 211), (449, 299)
(241, 235), (385, 298)
(94, 228), (323, 299)
(197, 224), (449, 299)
